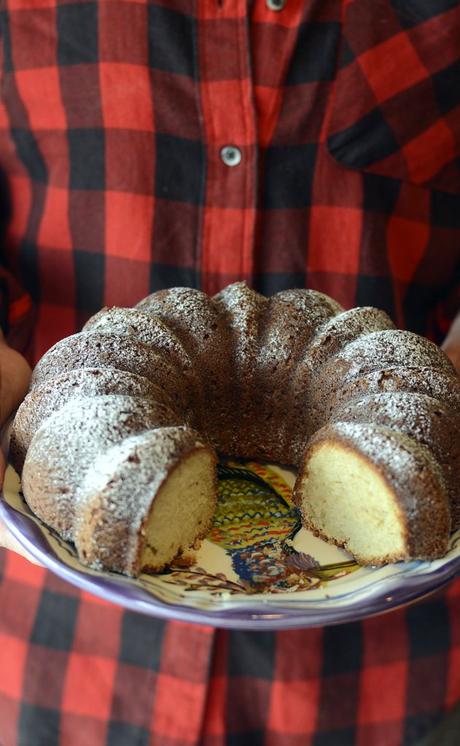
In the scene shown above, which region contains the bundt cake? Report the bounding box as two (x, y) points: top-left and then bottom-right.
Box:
(9, 282), (460, 576)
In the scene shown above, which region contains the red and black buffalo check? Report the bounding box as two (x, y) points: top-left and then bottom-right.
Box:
(0, 1), (459, 744)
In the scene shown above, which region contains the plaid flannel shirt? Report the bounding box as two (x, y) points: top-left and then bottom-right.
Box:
(0, 1), (459, 744)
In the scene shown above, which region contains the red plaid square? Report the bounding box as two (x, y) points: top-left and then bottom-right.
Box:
(268, 680), (320, 734)
(7, 0), (55, 9)
(62, 653), (117, 719)
(202, 206), (255, 276)
(150, 673), (206, 742)
(197, 1), (246, 20)
(3, 553), (46, 590)
(0, 634), (27, 699)
(446, 646), (460, 709)
(36, 303), (77, 358)
(200, 79), (254, 146)
(403, 119), (455, 184)
(358, 662), (407, 724)
(100, 64), (153, 131)
(201, 674), (226, 738)
(387, 216), (429, 282)
(308, 206), (362, 274)
(37, 185), (72, 250)
(358, 33), (427, 104)
(15, 68), (66, 130)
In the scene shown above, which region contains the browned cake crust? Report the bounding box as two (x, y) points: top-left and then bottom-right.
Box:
(9, 368), (172, 474)
(12, 282), (460, 575)
(30, 332), (192, 414)
(136, 287), (235, 452)
(21, 395), (182, 539)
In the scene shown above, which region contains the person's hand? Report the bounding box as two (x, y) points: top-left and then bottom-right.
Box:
(0, 335), (41, 564)
(442, 313), (460, 375)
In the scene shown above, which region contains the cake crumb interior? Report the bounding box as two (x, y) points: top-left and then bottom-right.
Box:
(141, 450), (216, 571)
(300, 443), (407, 562)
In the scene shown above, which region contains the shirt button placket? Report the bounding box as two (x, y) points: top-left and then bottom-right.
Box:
(198, 0), (257, 295)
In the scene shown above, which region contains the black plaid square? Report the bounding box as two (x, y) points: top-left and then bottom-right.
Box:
(19, 703), (60, 746)
(322, 624), (363, 676)
(30, 590), (79, 651)
(228, 632), (275, 679)
(12, 129), (47, 183)
(57, 2), (98, 66)
(68, 129), (105, 191)
(431, 190), (460, 230)
(262, 144), (317, 209)
(356, 276), (396, 318)
(74, 249), (105, 314)
(433, 59), (460, 116)
(286, 22), (340, 84)
(150, 262), (198, 291)
(155, 134), (204, 204)
(1, 9), (13, 73)
(148, 4), (196, 78)
(228, 733), (265, 746)
(407, 600), (451, 657)
(312, 727), (356, 746)
(391, 0), (459, 27)
(254, 271), (306, 296)
(328, 108), (400, 170)
(362, 173), (401, 214)
(107, 721), (150, 746)
(119, 613), (165, 670)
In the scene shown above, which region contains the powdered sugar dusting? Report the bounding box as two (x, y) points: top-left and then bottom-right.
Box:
(22, 395), (182, 538)
(16, 282), (460, 573)
(74, 427), (208, 572)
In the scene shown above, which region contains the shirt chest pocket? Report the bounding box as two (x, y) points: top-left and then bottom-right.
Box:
(326, 0), (460, 194)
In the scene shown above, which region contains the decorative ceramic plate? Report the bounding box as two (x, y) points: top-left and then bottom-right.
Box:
(1, 460), (460, 630)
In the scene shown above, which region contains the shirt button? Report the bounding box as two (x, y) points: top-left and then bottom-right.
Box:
(266, 0), (286, 10)
(220, 145), (242, 167)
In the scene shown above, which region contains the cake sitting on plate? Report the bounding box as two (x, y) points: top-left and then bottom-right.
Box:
(9, 282), (460, 576)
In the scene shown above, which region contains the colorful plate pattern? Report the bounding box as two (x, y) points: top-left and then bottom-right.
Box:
(1, 461), (460, 630)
